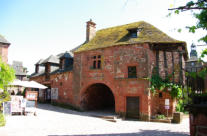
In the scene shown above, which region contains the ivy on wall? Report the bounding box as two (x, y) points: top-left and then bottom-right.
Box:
(149, 67), (182, 99)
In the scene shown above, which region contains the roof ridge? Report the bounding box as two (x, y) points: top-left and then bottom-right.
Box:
(98, 21), (147, 32)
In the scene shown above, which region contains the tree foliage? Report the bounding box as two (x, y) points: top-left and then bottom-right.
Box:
(0, 59), (15, 90)
(169, 1), (207, 83)
(169, 0), (207, 43)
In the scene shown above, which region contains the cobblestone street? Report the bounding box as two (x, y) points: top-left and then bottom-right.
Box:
(0, 104), (190, 136)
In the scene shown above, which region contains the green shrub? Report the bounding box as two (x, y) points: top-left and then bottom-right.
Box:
(0, 112), (6, 127)
(156, 114), (166, 119)
(176, 99), (185, 112)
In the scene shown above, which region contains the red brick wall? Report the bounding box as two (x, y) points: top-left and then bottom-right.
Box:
(74, 43), (185, 118)
(73, 44), (151, 116)
(51, 72), (74, 105)
(0, 44), (9, 63)
(150, 91), (176, 117)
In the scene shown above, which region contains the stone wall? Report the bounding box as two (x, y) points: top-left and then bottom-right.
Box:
(0, 44), (9, 63)
(51, 72), (73, 105)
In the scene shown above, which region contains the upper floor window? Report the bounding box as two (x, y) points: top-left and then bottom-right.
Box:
(92, 55), (101, 69)
(131, 30), (138, 38)
(127, 28), (142, 38)
(128, 66), (137, 78)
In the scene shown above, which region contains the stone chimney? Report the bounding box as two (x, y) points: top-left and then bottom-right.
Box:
(86, 19), (96, 42)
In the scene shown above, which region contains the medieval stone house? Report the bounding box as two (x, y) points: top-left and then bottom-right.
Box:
(30, 20), (188, 120)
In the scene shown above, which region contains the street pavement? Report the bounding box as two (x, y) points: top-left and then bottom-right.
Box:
(0, 104), (190, 136)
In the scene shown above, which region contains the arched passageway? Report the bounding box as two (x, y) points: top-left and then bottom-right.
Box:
(81, 83), (115, 112)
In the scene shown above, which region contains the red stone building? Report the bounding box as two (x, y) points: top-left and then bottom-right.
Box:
(0, 34), (10, 63)
(30, 20), (188, 120)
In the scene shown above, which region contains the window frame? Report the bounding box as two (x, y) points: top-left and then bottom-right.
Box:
(128, 66), (137, 78)
(91, 55), (102, 69)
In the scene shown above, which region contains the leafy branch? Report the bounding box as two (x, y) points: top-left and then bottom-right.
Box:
(149, 68), (182, 99)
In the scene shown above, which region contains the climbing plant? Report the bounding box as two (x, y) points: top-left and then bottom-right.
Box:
(149, 68), (182, 99)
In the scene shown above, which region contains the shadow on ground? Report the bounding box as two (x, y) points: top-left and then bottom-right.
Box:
(36, 103), (116, 118)
(48, 129), (189, 136)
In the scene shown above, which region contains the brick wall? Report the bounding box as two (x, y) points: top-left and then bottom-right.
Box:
(0, 44), (9, 63)
(73, 43), (185, 119)
(51, 72), (74, 105)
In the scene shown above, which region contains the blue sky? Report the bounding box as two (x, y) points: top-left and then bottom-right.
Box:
(0, 0), (206, 74)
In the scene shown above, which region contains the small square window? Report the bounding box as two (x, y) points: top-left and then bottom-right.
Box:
(159, 92), (162, 98)
(128, 66), (137, 78)
(131, 32), (137, 38)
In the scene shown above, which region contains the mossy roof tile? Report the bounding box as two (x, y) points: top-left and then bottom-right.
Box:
(75, 21), (186, 53)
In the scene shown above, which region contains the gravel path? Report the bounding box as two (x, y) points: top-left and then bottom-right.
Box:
(0, 104), (190, 136)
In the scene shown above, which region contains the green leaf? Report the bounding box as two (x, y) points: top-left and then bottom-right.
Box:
(174, 10), (180, 14)
(186, 1), (194, 7)
(166, 13), (172, 17)
(177, 28), (182, 33)
(188, 26), (197, 33)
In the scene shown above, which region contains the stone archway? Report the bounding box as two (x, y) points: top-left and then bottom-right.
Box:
(80, 83), (115, 112)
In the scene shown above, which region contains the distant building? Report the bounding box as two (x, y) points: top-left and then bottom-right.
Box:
(0, 34), (10, 63)
(12, 61), (28, 81)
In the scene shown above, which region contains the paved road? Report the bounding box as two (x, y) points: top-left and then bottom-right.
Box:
(0, 104), (190, 136)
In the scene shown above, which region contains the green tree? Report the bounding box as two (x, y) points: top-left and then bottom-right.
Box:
(0, 59), (15, 90)
(0, 58), (15, 105)
(169, 0), (207, 78)
(169, 0), (207, 43)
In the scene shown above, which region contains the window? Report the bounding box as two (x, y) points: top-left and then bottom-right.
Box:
(92, 55), (102, 69)
(159, 92), (162, 98)
(128, 66), (137, 78)
(128, 28), (142, 38)
(131, 31), (138, 38)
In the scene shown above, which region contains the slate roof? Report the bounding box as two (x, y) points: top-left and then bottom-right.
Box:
(30, 71), (45, 78)
(0, 34), (10, 45)
(35, 59), (44, 65)
(75, 21), (186, 53)
(30, 51), (74, 78)
(50, 65), (73, 75)
(41, 55), (59, 64)
(59, 51), (74, 59)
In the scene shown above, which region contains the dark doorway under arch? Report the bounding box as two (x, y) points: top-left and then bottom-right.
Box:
(81, 83), (115, 112)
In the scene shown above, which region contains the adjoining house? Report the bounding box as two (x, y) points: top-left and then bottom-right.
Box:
(30, 20), (188, 120)
(0, 34), (10, 63)
(0, 34), (28, 94)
